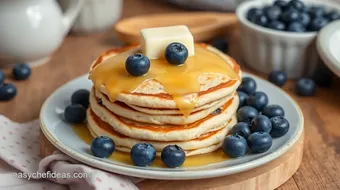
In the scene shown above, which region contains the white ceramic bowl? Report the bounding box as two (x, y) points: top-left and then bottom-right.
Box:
(236, 0), (340, 78)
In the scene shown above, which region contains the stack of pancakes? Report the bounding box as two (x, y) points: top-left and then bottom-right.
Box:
(87, 44), (242, 156)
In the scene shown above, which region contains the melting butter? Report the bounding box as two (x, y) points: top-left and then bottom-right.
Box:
(89, 46), (239, 116)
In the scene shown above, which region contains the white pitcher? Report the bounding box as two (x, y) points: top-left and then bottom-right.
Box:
(0, 0), (83, 66)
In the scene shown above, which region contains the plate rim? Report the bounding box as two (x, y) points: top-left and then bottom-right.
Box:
(40, 72), (304, 180)
(317, 20), (340, 78)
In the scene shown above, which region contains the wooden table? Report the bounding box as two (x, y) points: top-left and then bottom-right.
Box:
(1, 0), (340, 189)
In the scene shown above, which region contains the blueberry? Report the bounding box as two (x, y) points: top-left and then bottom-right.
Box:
(313, 65), (333, 87)
(211, 108), (222, 115)
(309, 6), (325, 18)
(237, 106), (259, 123)
(247, 8), (264, 22)
(254, 15), (269, 27)
(64, 104), (86, 123)
(265, 6), (282, 21)
(246, 91), (268, 111)
(281, 9), (300, 23)
(125, 53), (150, 76)
(0, 83), (17, 101)
(237, 91), (248, 108)
(296, 78), (315, 96)
(247, 132), (272, 153)
(300, 12), (311, 26)
(238, 77), (257, 95)
(0, 71), (5, 84)
(268, 20), (286, 31)
(327, 11), (340, 21)
(273, 0), (287, 9)
(288, 22), (306, 32)
(270, 116), (290, 138)
(161, 145), (186, 168)
(230, 122), (252, 139)
(210, 37), (228, 53)
(222, 135), (247, 158)
(165, 42), (188, 65)
(131, 143), (156, 167)
(308, 17), (329, 31)
(287, 0), (305, 11)
(12, 63), (31, 80)
(71, 89), (90, 108)
(251, 115), (272, 133)
(268, 70), (287, 87)
(91, 136), (115, 158)
(262, 104), (285, 118)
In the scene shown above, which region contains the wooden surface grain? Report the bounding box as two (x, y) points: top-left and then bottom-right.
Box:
(1, 0), (340, 189)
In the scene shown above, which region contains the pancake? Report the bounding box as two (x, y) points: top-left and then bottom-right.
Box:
(89, 90), (239, 141)
(89, 44), (242, 112)
(87, 108), (237, 154)
(94, 89), (235, 125)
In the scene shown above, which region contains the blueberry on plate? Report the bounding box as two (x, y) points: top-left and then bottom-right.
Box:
(238, 77), (257, 95)
(222, 135), (247, 158)
(64, 104), (86, 123)
(300, 12), (311, 26)
(131, 143), (156, 167)
(287, 0), (305, 11)
(273, 0), (287, 9)
(281, 9), (301, 23)
(288, 22), (306, 32)
(327, 11), (340, 21)
(71, 89), (90, 108)
(246, 91), (268, 111)
(270, 116), (290, 138)
(125, 53), (150, 76)
(161, 145), (186, 168)
(0, 83), (17, 101)
(308, 17), (329, 31)
(313, 65), (333, 87)
(262, 104), (285, 118)
(247, 132), (272, 154)
(268, 20), (286, 31)
(254, 15), (269, 27)
(230, 122), (252, 139)
(210, 37), (228, 53)
(296, 78), (315, 96)
(91, 136), (115, 158)
(309, 6), (325, 18)
(237, 106), (259, 123)
(0, 71), (5, 84)
(12, 63), (31, 80)
(247, 8), (264, 22)
(251, 115), (272, 133)
(265, 6), (282, 21)
(237, 91), (248, 108)
(268, 70), (287, 87)
(165, 42), (188, 65)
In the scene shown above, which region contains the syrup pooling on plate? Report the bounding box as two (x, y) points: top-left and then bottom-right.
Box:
(72, 124), (229, 168)
(89, 45), (239, 116)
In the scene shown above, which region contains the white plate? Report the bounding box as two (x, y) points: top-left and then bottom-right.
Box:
(317, 20), (340, 78)
(40, 73), (304, 180)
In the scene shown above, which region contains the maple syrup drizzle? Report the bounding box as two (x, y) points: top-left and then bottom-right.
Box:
(89, 46), (239, 116)
(73, 124), (229, 168)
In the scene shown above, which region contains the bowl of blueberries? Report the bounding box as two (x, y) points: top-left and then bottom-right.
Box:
(236, 0), (340, 78)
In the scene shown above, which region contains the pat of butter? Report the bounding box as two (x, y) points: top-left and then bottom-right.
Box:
(140, 25), (195, 59)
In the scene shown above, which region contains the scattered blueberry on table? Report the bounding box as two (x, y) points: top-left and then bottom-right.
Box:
(130, 143), (156, 167)
(13, 63), (31, 80)
(268, 70), (287, 87)
(71, 89), (90, 108)
(161, 145), (186, 168)
(165, 42), (188, 65)
(91, 136), (115, 158)
(0, 83), (17, 101)
(296, 78), (316, 96)
(222, 135), (248, 158)
(247, 0), (340, 32)
(125, 53), (150, 76)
